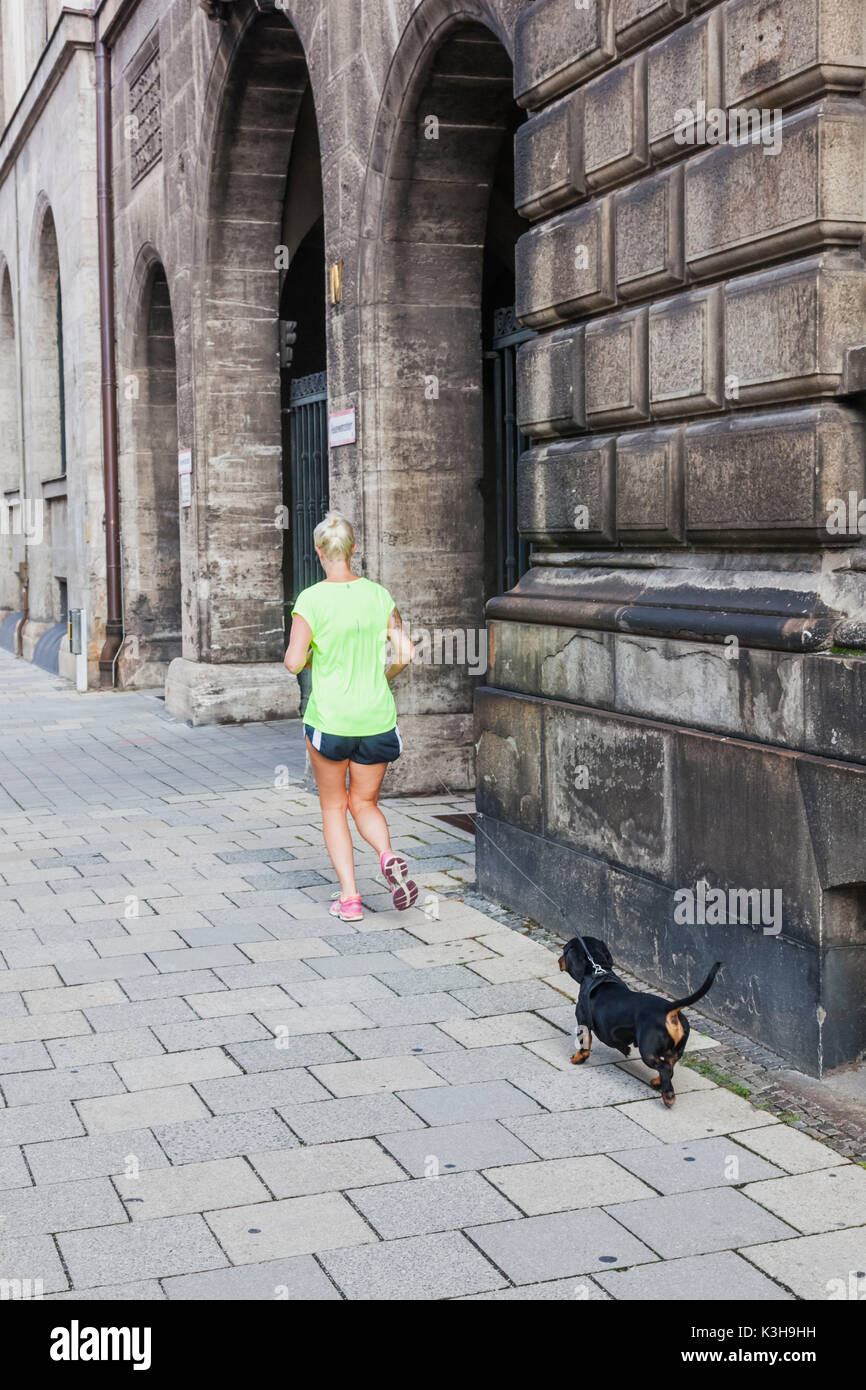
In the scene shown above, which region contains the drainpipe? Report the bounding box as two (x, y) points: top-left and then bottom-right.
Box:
(95, 37), (124, 686)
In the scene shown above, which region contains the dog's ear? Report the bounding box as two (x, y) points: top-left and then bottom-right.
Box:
(585, 936), (614, 970)
(558, 937), (589, 982)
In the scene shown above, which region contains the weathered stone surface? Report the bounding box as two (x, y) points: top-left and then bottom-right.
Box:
(518, 437), (616, 545)
(649, 286), (722, 417)
(647, 9), (722, 162)
(724, 0), (866, 112)
(516, 201), (615, 328)
(724, 252), (866, 405)
(474, 689), (543, 832)
(615, 165), (684, 300)
(614, 0), (687, 56)
(165, 660), (300, 727)
(684, 405), (866, 544)
(543, 700), (673, 879)
(516, 327), (585, 437)
(488, 621), (616, 708)
(615, 424), (684, 542)
(514, 95), (584, 221)
(585, 306), (648, 426)
(514, 0), (616, 109)
(803, 653), (866, 762)
(583, 53), (648, 190)
(685, 101), (866, 280)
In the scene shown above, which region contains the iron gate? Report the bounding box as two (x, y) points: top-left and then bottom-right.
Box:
(485, 305), (534, 595)
(285, 369), (329, 604)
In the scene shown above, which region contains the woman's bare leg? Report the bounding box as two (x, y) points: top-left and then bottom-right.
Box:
(347, 761), (391, 858)
(306, 739), (356, 897)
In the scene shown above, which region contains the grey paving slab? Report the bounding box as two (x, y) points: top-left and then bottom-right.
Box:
(204, 1192), (376, 1262)
(48, 1280), (166, 1301)
(373, 964), (483, 996)
(465, 1208), (660, 1285)
(422, 1044), (563, 1088)
(742, 1227), (866, 1300)
(163, 1256), (340, 1301)
(186, 986), (295, 1018)
(742, 1166), (866, 1235)
(607, 1187), (799, 1259)
(0, 1040), (55, 1074)
(224, 1034), (354, 1073)
(284, 976), (395, 1007)
(121, 970), (228, 1001)
(58, 1213), (228, 1289)
(332, 1024), (462, 1060)
(278, 1092), (426, 1145)
(485, 1154), (657, 1216)
(502, 1107), (661, 1160)
(596, 1251), (794, 1301)
(351, 992), (473, 1027)
(450, 980), (565, 1017)
(211, 962), (320, 990)
(0, 1232), (69, 1294)
(346, 1171), (521, 1239)
(77, 1084), (210, 1134)
(153, 1111), (299, 1164)
(310, 1055), (447, 1098)
(194, 1069), (330, 1114)
(113, 1047), (241, 1092)
(0, 1099), (85, 1147)
(249, 1137), (406, 1198)
(57, 955), (157, 985)
(46, 1028), (165, 1067)
(610, 1137), (784, 1195)
(145, 945), (249, 974)
(730, 1124), (850, 1174)
(397, 1079), (543, 1127)
(115, 1156), (270, 1220)
(0, 1175), (127, 1237)
(23, 1129), (171, 1185)
(1, 1062), (127, 1106)
(81, 998), (197, 1032)
(320, 1230), (505, 1300)
(616, 1090), (779, 1142)
(151, 1014), (271, 1052)
(379, 1119), (539, 1176)
(255, 1003), (372, 1036)
(324, 929), (420, 955)
(0, 1145), (32, 1191)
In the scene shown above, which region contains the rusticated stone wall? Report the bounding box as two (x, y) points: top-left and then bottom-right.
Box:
(476, 0), (866, 1075)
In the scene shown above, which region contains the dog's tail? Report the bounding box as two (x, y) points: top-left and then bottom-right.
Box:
(667, 961), (722, 1014)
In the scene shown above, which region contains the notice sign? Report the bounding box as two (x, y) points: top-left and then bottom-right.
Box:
(178, 449), (192, 508)
(328, 408), (356, 448)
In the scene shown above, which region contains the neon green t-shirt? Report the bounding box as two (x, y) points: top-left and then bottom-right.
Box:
(292, 577), (398, 736)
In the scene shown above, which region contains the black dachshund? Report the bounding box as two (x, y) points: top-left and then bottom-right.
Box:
(558, 935), (722, 1106)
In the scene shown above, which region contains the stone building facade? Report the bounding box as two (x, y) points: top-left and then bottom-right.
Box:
(0, 0), (865, 1073)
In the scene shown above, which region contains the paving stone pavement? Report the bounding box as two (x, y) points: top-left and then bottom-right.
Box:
(0, 651), (864, 1301)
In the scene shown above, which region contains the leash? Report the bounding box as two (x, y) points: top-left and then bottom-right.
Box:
(435, 779), (609, 977)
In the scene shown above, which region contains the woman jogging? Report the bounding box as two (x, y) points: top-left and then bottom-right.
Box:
(284, 512), (418, 922)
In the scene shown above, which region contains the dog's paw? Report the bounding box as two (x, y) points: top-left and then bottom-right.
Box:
(661, 1092), (676, 1108)
(570, 1050), (590, 1065)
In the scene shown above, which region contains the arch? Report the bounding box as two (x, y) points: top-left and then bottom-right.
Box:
(26, 196), (67, 627)
(357, 0), (521, 766)
(0, 260), (22, 615)
(118, 246), (182, 685)
(191, 2), (322, 667)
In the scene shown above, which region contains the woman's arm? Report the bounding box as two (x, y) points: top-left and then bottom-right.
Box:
(284, 615), (313, 675)
(386, 607), (415, 681)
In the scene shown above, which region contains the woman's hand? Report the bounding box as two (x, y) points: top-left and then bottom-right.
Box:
(385, 607), (415, 681)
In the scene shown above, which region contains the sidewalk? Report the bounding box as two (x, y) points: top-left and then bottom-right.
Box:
(0, 649), (864, 1300)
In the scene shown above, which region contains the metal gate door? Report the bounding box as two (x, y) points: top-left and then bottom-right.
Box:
(286, 369), (329, 602)
(485, 306), (534, 595)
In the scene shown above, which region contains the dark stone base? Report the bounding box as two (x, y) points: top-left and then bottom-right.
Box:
(475, 687), (866, 1077)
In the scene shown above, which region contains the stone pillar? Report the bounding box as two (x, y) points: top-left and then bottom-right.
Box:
(477, 0), (866, 1075)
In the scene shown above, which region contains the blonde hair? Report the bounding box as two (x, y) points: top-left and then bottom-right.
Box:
(314, 511), (355, 563)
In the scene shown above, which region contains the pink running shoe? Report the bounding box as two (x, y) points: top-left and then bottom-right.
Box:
(329, 893), (363, 922)
(379, 852), (419, 911)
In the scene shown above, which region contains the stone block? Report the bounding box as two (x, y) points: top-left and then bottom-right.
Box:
(585, 306), (648, 426)
(514, 95), (584, 221)
(615, 424), (684, 542)
(685, 100), (866, 280)
(515, 0), (616, 109)
(615, 164), (684, 300)
(803, 652), (866, 762)
(515, 200), (615, 328)
(684, 404), (866, 544)
(516, 326), (585, 437)
(165, 659), (300, 726)
(583, 53), (648, 190)
(543, 700), (673, 878)
(649, 286), (723, 417)
(517, 436), (616, 544)
(724, 0), (866, 112)
(647, 9), (723, 162)
(614, 0), (688, 55)
(474, 687), (543, 831)
(724, 252), (866, 404)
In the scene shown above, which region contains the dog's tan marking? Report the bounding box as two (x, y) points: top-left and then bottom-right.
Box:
(570, 1050), (591, 1065)
(558, 955), (567, 972)
(665, 1009), (685, 1046)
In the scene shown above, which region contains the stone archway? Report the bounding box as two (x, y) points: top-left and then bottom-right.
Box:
(0, 262), (22, 619)
(358, 1), (521, 791)
(167, 3), (322, 723)
(118, 251), (182, 687)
